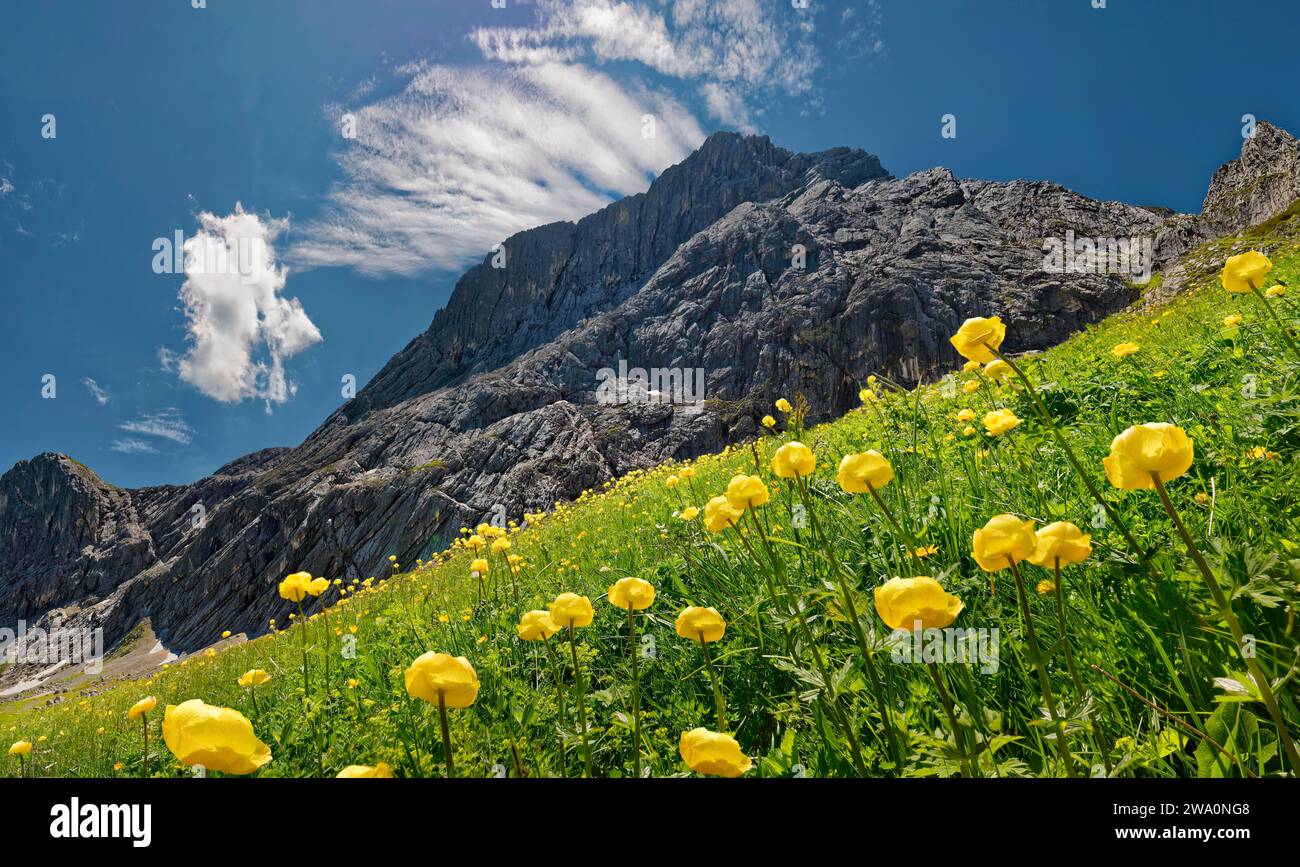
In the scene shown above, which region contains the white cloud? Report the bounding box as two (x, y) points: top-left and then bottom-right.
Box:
(119, 410), (194, 445)
(471, 0), (823, 98)
(291, 63), (705, 276)
(169, 205), (321, 407)
(82, 377), (110, 405)
(111, 438), (158, 455)
(291, 1), (872, 278)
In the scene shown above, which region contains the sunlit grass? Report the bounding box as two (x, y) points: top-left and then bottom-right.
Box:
(4, 241), (1299, 779)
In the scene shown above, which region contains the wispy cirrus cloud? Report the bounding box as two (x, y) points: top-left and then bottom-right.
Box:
(110, 438), (157, 455)
(118, 410), (194, 445)
(291, 62), (705, 276)
(82, 377), (110, 405)
(291, 0), (872, 278)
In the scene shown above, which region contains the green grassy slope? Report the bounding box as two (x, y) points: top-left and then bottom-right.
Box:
(5, 230), (1300, 779)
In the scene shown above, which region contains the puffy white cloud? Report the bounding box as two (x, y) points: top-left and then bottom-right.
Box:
(169, 205), (321, 407)
(291, 63), (705, 275)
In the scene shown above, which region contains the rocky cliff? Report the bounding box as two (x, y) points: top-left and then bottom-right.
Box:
(4, 123), (1299, 680)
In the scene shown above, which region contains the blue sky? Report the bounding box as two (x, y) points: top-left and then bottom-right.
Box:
(2, 0), (1297, 488)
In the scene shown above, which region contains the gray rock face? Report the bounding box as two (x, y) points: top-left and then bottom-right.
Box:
(2, 126), (1296, 677)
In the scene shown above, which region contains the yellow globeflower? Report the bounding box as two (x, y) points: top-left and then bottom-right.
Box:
(1265, 284), (1286, 297)
(771, 441), (815, 479)
(982, 408), (1022, 436)
(675, 606), (726, 643)
(404, 653), (480, 708)
(950, 316), (1006, 363)
(1223, 314), (1243, 327)
(220, 630), (232, 639)
(873, 576), (964, 630)
(679, 467), (696, 479)
(237, 669), (271, 688)
(836, 450), (894, 493)
(983, 359), (1013, 380)
(162, 699), (272, 775)
(761, 415), (776, 428)
(127, 696), (157, 721)
(972, 514), (1037, 572)
(466, 534), (485, 552)
(703, 496), (743, 533)
(516, 610), (560, 641)
(679, 728), (752, 777)
(278, 571), (314, 603)
(1027, 521), (1092, 567)
(608, 577), (655, 611)
(470, 558), (489, 575)
(775, 398), (793, 414)
(548, 592), (595, 628)
(337, 762), (393, 778)
(725, 474), (770, 510)
(307, 577), (330, 596)
(490, 538), (511, 554)
(1111, 342), (1140, 359)
(956, 408), (976, 423)
(962, 359), (981, 372)
(1102, 423), (1194, 490)
(1220, 250), (1271, 293)
(679, 506), (700, 521)
(8, 740), (32, 756)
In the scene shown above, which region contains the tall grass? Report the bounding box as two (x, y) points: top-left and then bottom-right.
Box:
(4, 244), (1299, 779)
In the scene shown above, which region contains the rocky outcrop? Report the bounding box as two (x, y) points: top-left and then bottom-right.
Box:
(3, 125), (1297, 681)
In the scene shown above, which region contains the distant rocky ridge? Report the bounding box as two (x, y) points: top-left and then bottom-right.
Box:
(4, 122), (1299, 684)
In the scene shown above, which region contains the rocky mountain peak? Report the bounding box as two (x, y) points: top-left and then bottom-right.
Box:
(1200, 120), (1300, 237)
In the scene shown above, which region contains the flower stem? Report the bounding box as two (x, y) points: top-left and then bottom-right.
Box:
(297, 602), (310, 694)
(1150, 473), (1300, 773)
(141, 715), (148, 779)
(926, 661), (974, 778)
(1248, 281), (1300, 361)
(437, 691), (454, 778)
(568, 625), (595, 778)
(1051, 561), (1085, 697)
(797, 477), (905, 767)
(627, 606), (643, 778)
(542, 637), (568, 777)
(1008, 559), (1076, 777)
(866, 483), (925, 572)
(986, 345), (1147, 564)
(699, 635), (727, 731)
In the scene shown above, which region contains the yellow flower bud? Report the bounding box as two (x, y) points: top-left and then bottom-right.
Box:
(548, 592), (595, 628)
(771, 441), (815, 479)
(873, 576), (964, 630)
(1102, 423), (1194, 490)
(724, 474), (770, 510)
(972, 514), (1036, 572)
(516, 610), (560, 641)
(1219, 251), (1271, 293)
(679, 728), (751, 777)
(162, 699), (272, 775)
(404, 652), (480, 708)
(950, 316), (1006, 363)
(675, 606), (726, 643)
(607, 577), (656, 611)
(1027, 521), (1092, 567)
(982, 408), (1022, 436)
(127, 696), (156, 720)
(337, 762), (394, 778)
(836, 450), (894, 493)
